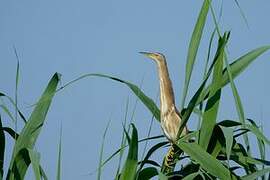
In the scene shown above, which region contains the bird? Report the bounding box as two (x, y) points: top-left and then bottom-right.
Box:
(140, 51), (188, 143)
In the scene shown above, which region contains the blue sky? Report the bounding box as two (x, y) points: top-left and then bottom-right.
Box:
(0, 0), (270, 179)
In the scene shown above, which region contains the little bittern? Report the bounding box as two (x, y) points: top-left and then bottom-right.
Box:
(140, 52), (188, 143)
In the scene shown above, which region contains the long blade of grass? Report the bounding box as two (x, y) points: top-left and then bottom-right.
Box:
(181, 0), (211, 109)
(209, 8), (268, 156)
(28, 149), (41, 180)
(197, 28), (216, 132)
(177, 32), (229, 138)
(197, 46), (270, 106)
(177, 142), (232, 179)
(14, 46), (20, 140)
(137, 167), (158, 180)
(56, 124), (62, 180)
(233, 0), (249, 28)
(218, 119), (270, 145)
(40, 166), (48, 180)
(0, 93), (27, 123)
(115, 97), (129, 178)
(141, 92), (159, 161)
(59, 74), (160, 122)
(241, 168), (270, 180)
(248, 118), (266, 179)
(7, 73), (60, 180)
(220, 126), (234, 165)
(1, 127), (19, 140)
(224, 55), (251, 154)
(0, 105), (15, 123)
(182, 172), (200, 180)
(120, 123), (138, 180)
(97, 119), (111, 180)
(0, 116), (5, 178)
(96, 135), (164, 174)
(199, 32), (225, 150)
(257, 127), (266, 179)
(139, 141), (168, 170)
(139, 160), (161, 168)
(225, 143), (257, 173)
(245, 124), (270, 145)
(221, 46), (270, 87)
(218, 120), (242, 127)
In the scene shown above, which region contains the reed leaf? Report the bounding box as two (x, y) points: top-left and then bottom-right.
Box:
(7, 73), (60, 180)
(181, 0), (211, 108)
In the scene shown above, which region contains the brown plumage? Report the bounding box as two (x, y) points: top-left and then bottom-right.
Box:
(140, 52), (188, 143)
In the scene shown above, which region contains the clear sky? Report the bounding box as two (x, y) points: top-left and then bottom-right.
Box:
(0, 0), (270, 179)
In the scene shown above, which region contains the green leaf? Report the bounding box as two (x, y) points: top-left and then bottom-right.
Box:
(28, 149), (41, 180)
(139, 160), (160, 168)
(97, 119), (111, 180)
(198, 46), (270, 106)
(218, 120), (242, 127)
(180, 131), (199, 142)
(182, 172), (200, 180)
(14, 47), (20, 139)
(59, 74), (160, 122)
(120, 124), (138, 180)
(199, 32), (225, 150)
(0, 116), (5, 178)
(222, 46), (270, 87)
(206, 126), (224, 158)
(224, 51), (251, 154)
(158, 172), (168, 180)
(0, 104), (15, 123)
(0, 93), (27, 123)
(40, 166), (48, 180)
(256, 125), (266, 179)
(1, 127), (19, 140)
(7, 73), (60, 180)
(220, 127), (234, 164)
(177, 142), (232, 179)
(8, 148), (30, 180)
(226, 143), (257, 173)
(178, 32), (229, 138)
(137, 167), (158, 180)
(139, 141), (168, 170)
(98, 135), (163, 173)
(115, 98), (129, 179)
(57, 124), (62, 180)
(181, 0), (211, 108)
(123, 124), (131, 145)
(233, 0), (249, 28)
(219, 119), (270, 145)
(241, 168), (270, 180)
(245, 124), (270, 145)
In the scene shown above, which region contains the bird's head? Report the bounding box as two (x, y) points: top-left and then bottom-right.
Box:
(139, 51), (165, 63)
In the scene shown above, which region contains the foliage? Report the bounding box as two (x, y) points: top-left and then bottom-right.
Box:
(0, 1), (269, 180)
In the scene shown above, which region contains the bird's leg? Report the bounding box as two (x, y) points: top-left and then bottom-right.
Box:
(161, 143), (183, 174)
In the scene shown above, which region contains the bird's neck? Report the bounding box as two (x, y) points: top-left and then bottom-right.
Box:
(156, 60), (176, 114)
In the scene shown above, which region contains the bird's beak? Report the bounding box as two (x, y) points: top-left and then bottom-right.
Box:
(139, 51), (155, 60)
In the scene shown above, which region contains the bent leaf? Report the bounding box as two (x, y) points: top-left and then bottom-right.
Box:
(59, 74), (160, 121)
(198, 46), (270, 105)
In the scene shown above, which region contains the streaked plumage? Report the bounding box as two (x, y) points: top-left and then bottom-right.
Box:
(140, 52), (188, 143)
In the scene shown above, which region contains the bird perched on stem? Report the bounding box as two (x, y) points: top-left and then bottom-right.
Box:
(140, 52), (188, 143)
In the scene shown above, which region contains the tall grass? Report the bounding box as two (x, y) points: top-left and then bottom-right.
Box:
(0, 1), (269, 180)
